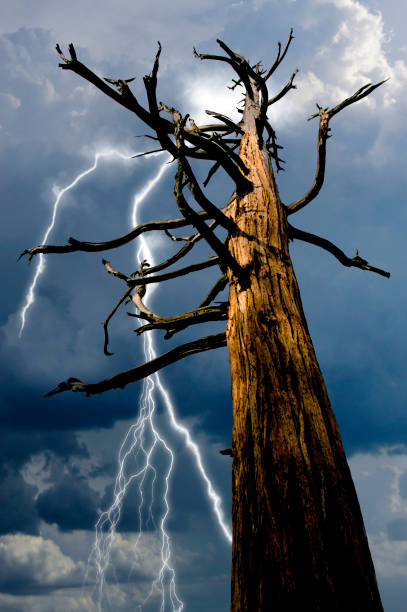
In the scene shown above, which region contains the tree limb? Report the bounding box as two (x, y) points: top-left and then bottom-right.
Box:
(56, 43), (173, 136)
(19, 213), (211, 260)
(268, 69), (298, 106)
(288, 223), (390, 278)
(130, 304), (228, 337)
(44, 333), (227, 397)
(174, 159), (242, 276)
(138, 224), (213, 277)
(287, 79), (387, 215)
(161, 273), (229, 339)
(264, 28), (294, 81)
(102, 255), (221, 288)
(198, 273), (228, 307)
(103, 287), (133, 356)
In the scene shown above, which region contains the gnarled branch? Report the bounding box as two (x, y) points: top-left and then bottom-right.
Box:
(19, 213), (211, 260)
(287, 79), (387, 215)
(174, 160), (241, 276)
(198, 273), (228, 308)
(288, 223), (390, 278)
(264, 28), (294, 81)
(103, 287), (133, 356)
(44, 333), (227, 397)
(102, 255), (221, 288)
(268, 69), (298, 106)
(130, 304), (228, 337)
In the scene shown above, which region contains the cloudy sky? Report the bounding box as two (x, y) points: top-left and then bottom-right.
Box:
(1, 0), (407, 610)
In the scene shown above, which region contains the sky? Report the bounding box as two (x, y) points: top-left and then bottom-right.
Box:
(1, 0), (407, 610)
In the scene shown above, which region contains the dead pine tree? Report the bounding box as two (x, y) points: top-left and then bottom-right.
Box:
(22, 31), (390, 611)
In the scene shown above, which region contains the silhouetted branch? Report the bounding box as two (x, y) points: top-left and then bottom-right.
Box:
(205, 109), (243, 134)
(287, 79), (387, 215)
(179, 155), (237, 232)
(198, 273), (228, 308)
(130, 304), (228, 337)
(264, 28), (294, 81)
(139, 225), (213, 276)
(19, 213), (212, 260)
(162, 273), (229, 339)
(289, 223), (390, 278)
(56, 43), (172, 135)
(103, 287), (133, 356)
(268, 69), (298, 106)
(174, 160), (241, 276)
(44, 333), (227, 397)
(102, 255), (221, 288)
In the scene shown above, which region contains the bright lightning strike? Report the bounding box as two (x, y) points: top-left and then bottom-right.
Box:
(91, 157), (231, 609)
(18, 149), (134, 337)
(18, 148), (231, 609)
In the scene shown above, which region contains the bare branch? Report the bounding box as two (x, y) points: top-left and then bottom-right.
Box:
(288, 223), (390, 278)
(55, 43), (172, 135)
(264, 121), (285, 172)
(129, 304), (228, 337)
(287, 79), (387, 215)
(205, 109), (243, 134)
(131, 148), (165, 158)
(19, 213), (212, 260)
(264, 28), (294, 81)
(164, 229), (194, 242)
(103, 287), (133, 356)
(268, 69), (298, 106)
(44, 333), (227, 397)
(102, 259), (129, 282)
(198, 273), (228, 307)
(179, 155), (237, 232)
(194, 44), (252, 95)
(162, 273), (229, 339)
(103, 255), (221, 288)
(159, 102), (251, 192)
(174, 160), (242, 276)
(324, 80), (388, 120)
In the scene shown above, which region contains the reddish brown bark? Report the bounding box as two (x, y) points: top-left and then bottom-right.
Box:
(226, 133), (383, 611)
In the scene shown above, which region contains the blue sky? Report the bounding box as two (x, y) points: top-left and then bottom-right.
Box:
(1, 0), (407, 610)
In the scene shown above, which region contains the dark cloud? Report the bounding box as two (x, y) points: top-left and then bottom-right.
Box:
(1, 2), (407, 610)
(0, 472), (39, 536)
(36, 474), (100, 531)
(0, 429), (88, 472)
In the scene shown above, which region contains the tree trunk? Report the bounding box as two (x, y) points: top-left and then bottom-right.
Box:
(225, 132), (383, 611)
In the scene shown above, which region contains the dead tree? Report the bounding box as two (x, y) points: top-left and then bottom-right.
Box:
(21, 32), (389, 611)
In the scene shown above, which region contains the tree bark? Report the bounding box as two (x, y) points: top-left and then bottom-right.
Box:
(225, 133), (383, 611)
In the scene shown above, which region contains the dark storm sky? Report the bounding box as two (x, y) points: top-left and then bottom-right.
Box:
(1, 1), (407, 610)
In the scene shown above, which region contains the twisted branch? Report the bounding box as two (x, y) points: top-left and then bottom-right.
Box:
(289, 223), (390, 278)
(19, 213), (212, 260)
(287, 79), (387, 215)
(44, 333), (227, 397)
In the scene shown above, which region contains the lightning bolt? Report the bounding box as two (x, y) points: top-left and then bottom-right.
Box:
(18, 150), (231, 610)
(18, 149), (136, 337)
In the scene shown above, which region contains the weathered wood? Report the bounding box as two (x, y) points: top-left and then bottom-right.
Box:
(226, 133), (383, 611)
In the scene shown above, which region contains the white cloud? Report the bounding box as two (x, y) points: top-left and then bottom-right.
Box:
(0, 534), (84, 589)
(180, 67), (243, 125)
(349, 448), (407, 589)
(0, 0), (229, 67)
(317, 0), (407, 103)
